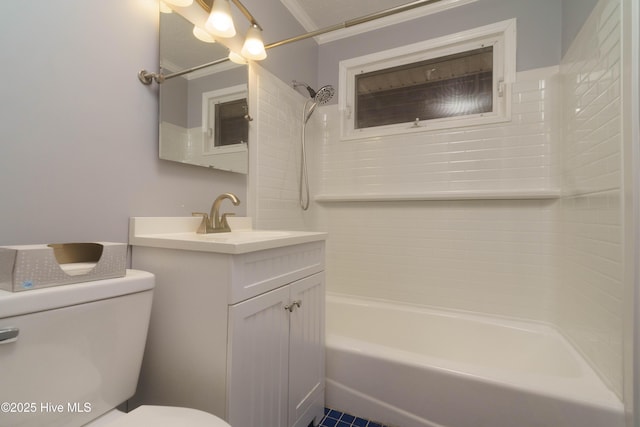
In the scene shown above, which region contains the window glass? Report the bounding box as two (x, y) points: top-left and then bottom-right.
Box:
(215, 98), (248, 147)
(355, 47), (493, 129)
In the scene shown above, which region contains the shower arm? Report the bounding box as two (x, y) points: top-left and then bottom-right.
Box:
(139, 0), (441, 85)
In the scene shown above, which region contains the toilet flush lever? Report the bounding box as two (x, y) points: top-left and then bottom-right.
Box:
(0, 327), (19, 344)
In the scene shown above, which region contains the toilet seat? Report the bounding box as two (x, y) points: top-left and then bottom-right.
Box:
(105, 405), (231, 427)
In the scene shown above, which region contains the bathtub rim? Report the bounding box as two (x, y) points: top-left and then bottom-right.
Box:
(325, 292), (624, 412)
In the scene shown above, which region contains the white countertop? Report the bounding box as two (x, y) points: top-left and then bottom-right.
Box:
(129, 217), (327, 255)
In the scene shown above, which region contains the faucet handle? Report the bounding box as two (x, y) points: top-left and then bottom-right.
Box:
(192, 212), (209, 234)
(220, 213), (235, 231)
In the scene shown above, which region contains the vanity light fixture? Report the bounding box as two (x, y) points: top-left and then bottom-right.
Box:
(164, 0), (194, 6)
(145, 0), (446, 86)
(205, 0), (236, 38)
(228, 51), (248, 64)
(203, 0), (267, 60)
(240, 24), (266, 60)
(193, 25), (216, 43)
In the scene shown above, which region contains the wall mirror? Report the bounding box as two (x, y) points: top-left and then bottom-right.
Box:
(159, 9), (249, 173)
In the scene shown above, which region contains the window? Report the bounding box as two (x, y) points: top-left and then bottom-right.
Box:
(355, 46), (494, 128)
(213, 98), (249, 147)
(202, 84), (248, 153)
(339, 19), (516, 139)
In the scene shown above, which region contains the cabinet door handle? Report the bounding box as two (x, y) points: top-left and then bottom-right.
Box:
(284, 300), (302, 312)
(0, 327), (19, 344)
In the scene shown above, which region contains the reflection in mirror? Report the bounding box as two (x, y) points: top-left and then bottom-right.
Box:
(159, 10), (249, 173)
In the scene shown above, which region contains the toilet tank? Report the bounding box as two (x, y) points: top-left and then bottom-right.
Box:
(0, 270), (154, 427)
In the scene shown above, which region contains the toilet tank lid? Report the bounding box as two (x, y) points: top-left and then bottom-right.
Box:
(106, 406), (231, 427)
(0, 269), (154, 319)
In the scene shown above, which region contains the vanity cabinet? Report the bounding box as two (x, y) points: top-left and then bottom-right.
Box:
(228, 272), (324, 427)
(129, 238), (326, 427)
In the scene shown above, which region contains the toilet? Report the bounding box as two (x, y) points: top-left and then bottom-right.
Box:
(0, 269), (229, 427)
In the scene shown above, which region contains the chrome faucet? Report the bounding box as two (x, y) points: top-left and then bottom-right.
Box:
(192, 192), (241, 233)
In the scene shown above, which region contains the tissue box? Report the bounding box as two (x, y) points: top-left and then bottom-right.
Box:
(0, 242), (126, 292)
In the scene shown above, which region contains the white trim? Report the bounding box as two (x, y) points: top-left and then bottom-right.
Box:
(315, 189), (562, 202)
(279, 0), (318, 35)
(280, 0), (478, 44)
(338, 19), (516, 140)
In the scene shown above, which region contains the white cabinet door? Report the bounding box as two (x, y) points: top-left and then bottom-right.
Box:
(288, 273), (325, 427)
(228, 272), (325, 427)
(227, 285), (290, 427)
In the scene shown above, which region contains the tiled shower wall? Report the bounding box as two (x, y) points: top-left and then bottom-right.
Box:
(320, 199), (557, 321)
(557, 0), (623, 398)
(250, 0), (624, 399)
(248, 64), (309, 230)
(321, 67), (561, 195)
(313, 0), (624, 397)
(251, 64), (563, 321)
(316, 67), (562, 322)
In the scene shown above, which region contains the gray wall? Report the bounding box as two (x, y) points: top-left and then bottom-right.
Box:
(0, 1), (246, 246)
(561, 0), (600, 55)
(318, 0), (564, 95)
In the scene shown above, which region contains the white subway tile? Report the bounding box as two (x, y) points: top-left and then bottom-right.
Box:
(558, 0), (622, 395)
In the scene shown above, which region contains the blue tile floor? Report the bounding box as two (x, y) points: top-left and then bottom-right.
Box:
(318, 408), (389, 427)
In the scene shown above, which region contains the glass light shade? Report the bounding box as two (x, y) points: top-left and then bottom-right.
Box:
(240, 25), (267, 60)
(193, 26), (216, 43)
(163, 0), (193, 6)
(228, 51), (247, 64)
(205, 0), (236, 38)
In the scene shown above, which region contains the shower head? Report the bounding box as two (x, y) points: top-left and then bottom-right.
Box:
(313, 85), (335, 104)
(293, 81), (336, 123)
(305, 86), (334, 122)
(292, 81), (336, 104)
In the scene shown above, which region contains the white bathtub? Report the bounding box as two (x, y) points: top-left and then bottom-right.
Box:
(325, 294), (624, 427)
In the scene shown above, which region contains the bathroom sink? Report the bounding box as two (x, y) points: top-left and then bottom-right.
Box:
(128, 217), (326, 254)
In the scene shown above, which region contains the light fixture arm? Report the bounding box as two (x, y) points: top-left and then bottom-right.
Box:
(229, 0), (263, 31)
